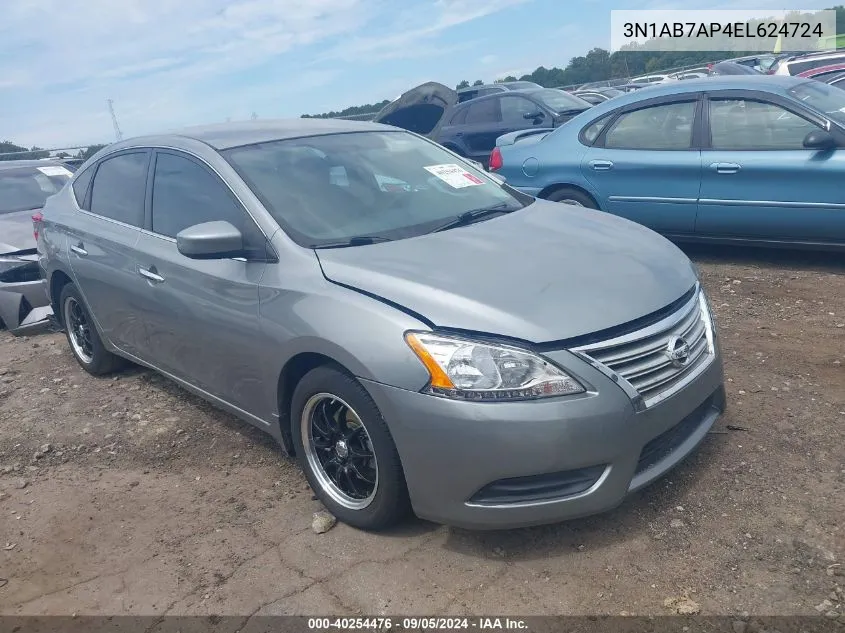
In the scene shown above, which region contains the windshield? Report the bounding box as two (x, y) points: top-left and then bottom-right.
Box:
(532, 89), (592, 112)
(223, 131), (529, 247)
(0, 166), (71, 214)
(789, 80), (845, 126)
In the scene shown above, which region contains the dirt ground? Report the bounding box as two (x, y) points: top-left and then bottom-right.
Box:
(0, 245), (843, 618)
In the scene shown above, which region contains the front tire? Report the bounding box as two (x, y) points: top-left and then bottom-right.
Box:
(546, 187), (598, 209)
(60, 284), (124, 376)
(291, 366), (410, 530)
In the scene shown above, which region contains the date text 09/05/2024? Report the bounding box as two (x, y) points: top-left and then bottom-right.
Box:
(307, 617), (529, 630)
(622, 21), (823, 39)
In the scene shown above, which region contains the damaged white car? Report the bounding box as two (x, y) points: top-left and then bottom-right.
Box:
(0, 160), (72, 334)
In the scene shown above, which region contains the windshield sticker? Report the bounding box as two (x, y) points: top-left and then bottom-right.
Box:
(424, 164), (485, 188)
(37, 166), (73, 178)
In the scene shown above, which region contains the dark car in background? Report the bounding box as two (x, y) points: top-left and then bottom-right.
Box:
(375, 82), (592, 167)
(456, 81), (543, 103)
(0, 160), (73, 333)
(709, 61), (762, 76)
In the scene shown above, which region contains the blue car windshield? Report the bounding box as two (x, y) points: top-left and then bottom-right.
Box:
(788, 80), (845, 126)
(223, 131), (528, 247)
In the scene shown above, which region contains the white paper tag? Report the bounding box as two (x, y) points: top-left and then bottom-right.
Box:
(423, 163), (485, 188)
(37, 165), (73, 178)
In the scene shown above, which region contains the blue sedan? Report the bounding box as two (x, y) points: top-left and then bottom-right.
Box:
(490, 76), (845, 249)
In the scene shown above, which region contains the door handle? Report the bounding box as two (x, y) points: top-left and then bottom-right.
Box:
(138, 266), (165, 284)
(70, 243), (88, 257)
(589, 160), (614, 171)
(711, 162), (741, 174)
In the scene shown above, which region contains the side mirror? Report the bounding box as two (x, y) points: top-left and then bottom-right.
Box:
(176, 221), (244, 260)
(523, 111), (545, 120)
(803, 129), (837, 150)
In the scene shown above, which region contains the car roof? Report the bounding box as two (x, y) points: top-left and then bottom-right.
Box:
(571, 75), (815, 118)
(457, 84), (505, 92)
(618, 74), (807, 99)
(0, 159), (67, 171)
(104, 118), (393, 152)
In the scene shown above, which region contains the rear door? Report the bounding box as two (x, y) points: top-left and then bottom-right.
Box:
(133, 150), (271, 411)
(697, 91), (845, 242)
(581, 95), (702, 234)
(65, 151), (150, 355)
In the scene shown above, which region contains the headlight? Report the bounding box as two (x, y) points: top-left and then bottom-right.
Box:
(405, 331), (585, 401)
(698, 290), (716, 354)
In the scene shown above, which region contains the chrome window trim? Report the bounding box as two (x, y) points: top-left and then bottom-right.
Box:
(70, 144), (275, 245)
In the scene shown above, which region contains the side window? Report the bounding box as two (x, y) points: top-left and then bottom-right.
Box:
(449, 108), (468, 125)
(465, 98), (502, 125)
(709, 99), (819, 150)
(604, 101), (696, 150)
(71, 165), (95, 209)
(581, 114), (614, 145)
(500, 96), (541, 125)
(89, 152), (148, 226)
(151, 152), (247, 239)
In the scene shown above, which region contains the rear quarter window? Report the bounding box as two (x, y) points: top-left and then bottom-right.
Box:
(71, 165), (95, 209)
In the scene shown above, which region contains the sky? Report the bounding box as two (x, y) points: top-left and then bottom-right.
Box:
(0, 0), (833, 148)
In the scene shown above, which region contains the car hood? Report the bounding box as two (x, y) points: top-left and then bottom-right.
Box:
(0, 210), (37, 254)
(373, 82), (458, 139)
(315, 201), (698, 343)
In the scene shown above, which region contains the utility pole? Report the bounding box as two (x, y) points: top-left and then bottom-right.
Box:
(107, 99), (123, 141)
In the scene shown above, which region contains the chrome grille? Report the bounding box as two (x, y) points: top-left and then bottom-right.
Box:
(574, 290), (713, 407)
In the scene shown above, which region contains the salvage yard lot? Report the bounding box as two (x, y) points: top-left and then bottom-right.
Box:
(0, 246), (843, 618)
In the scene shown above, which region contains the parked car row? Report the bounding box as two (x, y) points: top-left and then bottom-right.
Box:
(488, 76), (845, 251)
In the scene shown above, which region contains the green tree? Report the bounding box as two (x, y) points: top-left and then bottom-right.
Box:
(76, 144), (107, 161)
(472, 79), (484, 86)
(0, 141), (49, 161)
(456, 80), (470, 89)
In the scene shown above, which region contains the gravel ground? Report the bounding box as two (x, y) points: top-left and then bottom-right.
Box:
(0, 245), (843, 618)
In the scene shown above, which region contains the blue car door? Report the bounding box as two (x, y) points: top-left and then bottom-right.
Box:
(697, 91), (845, 242)
(580, 95), (702, 234)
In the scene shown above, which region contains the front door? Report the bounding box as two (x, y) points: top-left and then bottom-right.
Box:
(697, 94), (845, 242)
(66, 151), (150, 356)
(581, 97), (702, 234)
(134, 150), (270, 412)
(460, 97), (509, 163)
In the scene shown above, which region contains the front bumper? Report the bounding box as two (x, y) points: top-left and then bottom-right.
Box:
(0, 278), (53, 336)
(361, 348), (724, 530)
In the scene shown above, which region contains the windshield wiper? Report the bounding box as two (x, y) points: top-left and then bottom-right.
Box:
(313, 236), (393, 249)
(430, 203), (517, 233)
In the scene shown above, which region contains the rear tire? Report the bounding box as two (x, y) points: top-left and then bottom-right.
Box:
(291, 366), (411, 530)
(60, 283), (124, 376)
(546, 187), (598, 209)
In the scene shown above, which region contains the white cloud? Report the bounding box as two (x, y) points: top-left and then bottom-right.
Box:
(0, 0), (531, 147)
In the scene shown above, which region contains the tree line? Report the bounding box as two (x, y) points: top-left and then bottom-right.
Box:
(0, 141), (106, 162)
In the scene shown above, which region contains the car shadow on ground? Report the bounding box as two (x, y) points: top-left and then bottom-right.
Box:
(679, 242), (845, 273)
